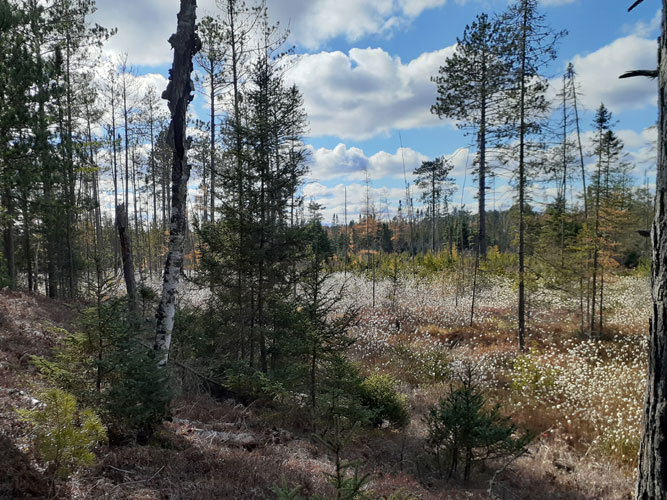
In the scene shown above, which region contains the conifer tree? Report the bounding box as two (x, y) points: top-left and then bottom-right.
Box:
(501, 0), (564, 350)
(414, 157), (454, 253)
(432, 13), (512, 259)
(194, 15), (226, 222)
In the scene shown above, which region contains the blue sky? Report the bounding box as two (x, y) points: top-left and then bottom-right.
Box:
(91, 0), (660, 222)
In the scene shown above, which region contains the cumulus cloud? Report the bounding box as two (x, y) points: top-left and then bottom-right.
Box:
(307, 144), (428, 181)
(90, 60), (170, 136)
(307, 144), (470, 182)
(91, 0), (452, 66)
(285, 46), (456, 139)
(566, 34), (657, 113)
(617, 126), (657, 172)
(302, 182), (408, 221)
(273, 0), (449, 49)
(91, 0), (180, 66)
(301, 144), (471, 219)
(622, 8), (661, 37)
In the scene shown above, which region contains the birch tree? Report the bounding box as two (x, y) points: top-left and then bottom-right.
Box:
(153, 0), (201, 367)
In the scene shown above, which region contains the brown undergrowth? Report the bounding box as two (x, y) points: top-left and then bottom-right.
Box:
(0, 285), (641, 499)
(0, 289), (80, 499)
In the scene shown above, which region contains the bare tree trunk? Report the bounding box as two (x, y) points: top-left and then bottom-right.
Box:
(3, 187), (16, 289)
(116, 203), (137, 320)
(571, 70), (588, 219)
(22, 197), (32, 292)
(517, 1), (528, 352)
(637, 3), (667, 497)
(478, 50), (488, 260)
(153, 0), (200, 367)
(209, 57), (216, 223)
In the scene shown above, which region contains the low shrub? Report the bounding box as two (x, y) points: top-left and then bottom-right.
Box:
(224, 370), (287, 404)
(19, 388), (106, 480)
(511, 348), (559, 398)
(33, 301), (171, 443)
(424, 368), (532, 482)
(358, 374), (409, 428)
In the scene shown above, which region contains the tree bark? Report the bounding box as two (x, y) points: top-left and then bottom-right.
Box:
(154, 0), (200, 367)
(637, 3), (667, 497)
(479, 50), (487, 261)
(517, 0), (528, 352)
(116, 203), (137, 320)
(2, 187), (15, 289)
(209, 57), (216, 223)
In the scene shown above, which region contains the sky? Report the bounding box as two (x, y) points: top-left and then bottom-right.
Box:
(90, 0), (661, 223)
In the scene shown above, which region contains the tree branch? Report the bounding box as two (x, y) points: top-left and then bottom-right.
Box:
(619, 69), (658, 79)
(628, 0), (645, 11)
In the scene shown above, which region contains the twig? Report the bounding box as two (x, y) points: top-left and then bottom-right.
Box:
(137, 340), (237, 400)
(487, 449), (529, 499)
(111, 465), (165, 491)
(106, 465), (135, 475)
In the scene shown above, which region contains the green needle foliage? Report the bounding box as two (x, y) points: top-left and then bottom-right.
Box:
(33, 299), (171, 442)
(425, 367), (533, 482)
(19, 388), (106, 481)
(358, 374), (409, 429)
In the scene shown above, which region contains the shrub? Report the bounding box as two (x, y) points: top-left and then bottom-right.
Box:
(19, 389), (106, 480)
(104, 346), (172, 442)
(359, 374), (409, 428)
(424, 369), (532, 482)
(511, 348), (558, 398)
(34, 301), (171, 442)
(224, 370), (287, 404)
(389, 344), (450, 384)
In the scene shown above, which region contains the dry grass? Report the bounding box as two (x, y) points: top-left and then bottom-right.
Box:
(0, 289), (80, 499)
(0, 273), (649, 500)
(504, 435), (634, 500)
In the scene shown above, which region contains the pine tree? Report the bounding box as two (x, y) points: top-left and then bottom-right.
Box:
(500, 0), (564, 351)
(194, 15), (226, 222)
(432, 13), (512, 260)
(413, 157), (454, 253)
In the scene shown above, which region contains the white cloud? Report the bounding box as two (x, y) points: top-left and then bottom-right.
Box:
(91, 0), (178, 66)
(307, 143), (471, 182)
(617, 126), (657, 172)
(91, 0), (452, 66)
(622, 8), (661, 37)
(616, 126), (657, 149)
(275, 0), (448, 49)
(302, 182), (407, 221)
(307, 144), (429, 181)
(286, 46), (456, 139)
(567, 34), (657, 113)
(302, 144), (470, 219)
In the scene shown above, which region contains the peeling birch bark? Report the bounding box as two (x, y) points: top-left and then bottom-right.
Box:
(154, 0), (201, 366)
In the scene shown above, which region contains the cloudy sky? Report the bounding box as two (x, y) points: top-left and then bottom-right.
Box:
(91, 0), (660, 222)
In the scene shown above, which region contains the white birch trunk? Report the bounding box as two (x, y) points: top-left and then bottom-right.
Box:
(154, 0), (200, 367)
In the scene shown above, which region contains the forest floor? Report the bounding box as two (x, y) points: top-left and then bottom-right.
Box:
(0, 272), (646, 500)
